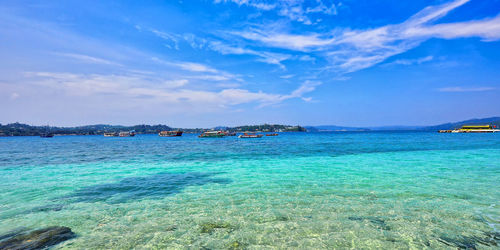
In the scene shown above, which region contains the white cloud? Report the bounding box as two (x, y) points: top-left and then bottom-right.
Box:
(214, 0), (340, 24)
(54, 53), (121, 66)
(299, 55), (316, 62)
(22, 72), (318, 110)
(150, 29), (180, 50)
(232, 29), (335, 51)
(286, 80), (322, 100)
(438, 86), (495, 92)
(384, 56), (434, 66)
(213, 0), (277, 11)
(10, 93), (19, 100)
(208, 41), (291, 69)
(280, 74), (295, 79)
(229, 0), (500, 73)
(151, 57), (220, 73)
(191, 75), (231, 81)
(259, 80), (323, 106)
(164, 79), (189, 88)
(176, 62), (218, 73)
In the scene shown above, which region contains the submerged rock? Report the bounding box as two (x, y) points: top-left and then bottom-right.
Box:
(438, 232), (499, 249)
(164, 225), (177, 231)
(227, 240), (244, 249)
(348, 216), (391, 230)
(0, 228), (29, 242)
(199, 222), (232, 234)
(28, 204), (64, 213)
(0, 226), (75, 250)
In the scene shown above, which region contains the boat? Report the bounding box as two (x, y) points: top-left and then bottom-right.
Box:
(119, 131), (136, 137)
(104, 132), (118, 137)
(266, 133), (279, 136)
(159, 131), (183, 137)
(438, 125), (500, 133)
(40, 133), (54, 138)
(225, 131), (237, 136)
(238, 133), (263, 138)
(198, 131), (226, 138)
(40, 124), (54, 138)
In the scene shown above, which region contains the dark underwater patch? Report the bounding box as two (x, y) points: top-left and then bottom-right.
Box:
(348, 216), (391, 230)
(0, 226), (75, 250)
(0, 228), (29, 241)
(438, 232), (499, 249)
(199, 222), (233, 234)
(65, 171), (231, 203)
(27, 204), (65, 213)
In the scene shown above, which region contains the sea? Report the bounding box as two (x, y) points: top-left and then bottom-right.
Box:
(0, 132), (499, 249)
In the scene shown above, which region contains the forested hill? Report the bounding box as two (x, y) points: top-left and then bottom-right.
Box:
(0, 123), (173, 136)
(0, 123), (306, 136)
(420, 117), (500, 131)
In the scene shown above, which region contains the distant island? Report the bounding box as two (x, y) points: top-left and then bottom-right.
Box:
(0, 123), (306, 136)
(306, 117), (500, 132)
(1, 117), (499, 136)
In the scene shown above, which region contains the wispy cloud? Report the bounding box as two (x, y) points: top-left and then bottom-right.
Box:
(230, 0), (500, 73)
(438, 86), (495, 92)
(53, 52), (122, 66)
(214, 0), (340, 25)
(384, 56), (434, 66)
(280, 74), (295, 79)
(22, 71), (318, 110)
(299, 55), (316, 62)
(144, 26), (291, 69)
(208, 41), (291, 69)
(213, 0), (277, 11)
(175, 62), (218, 73)
(151, 57), (219, 73)
(232, 29), (334, 51)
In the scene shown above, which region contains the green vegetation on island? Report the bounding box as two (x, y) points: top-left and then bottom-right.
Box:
(0, 123), (306, 136)
(227, 124), (306, 132)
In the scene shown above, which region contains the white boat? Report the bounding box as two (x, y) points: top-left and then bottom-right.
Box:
(119, 131), (136, 137)
(159, 131), (183, 137)
(199, 131), (225, 138)
(238, 133), (263, 138)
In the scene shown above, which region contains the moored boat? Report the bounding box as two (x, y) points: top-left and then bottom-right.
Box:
(266, 133), (279, 136)
(119, 131), (136, 137)
(439, 125), (499, 133)
(104, 132), (118, 137)
(40, 133), (54, 138)
(198, 131), (226, 138)
(159, 131), (183, 137)
(238, 133), (263, 138)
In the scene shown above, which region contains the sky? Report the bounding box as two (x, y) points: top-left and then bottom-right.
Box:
(1, 0), (500, 128)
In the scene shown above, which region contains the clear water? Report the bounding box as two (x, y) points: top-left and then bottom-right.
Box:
(1, 132), (499, 249)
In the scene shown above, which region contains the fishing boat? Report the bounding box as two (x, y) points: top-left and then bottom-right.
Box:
(198, 131), (226, 138)
(119, 131), (136, 137)
(40, 124), (54, 138)
(159, 131), (183, 137)
(238, 133), (263, 138)
(266, 133), (279, 136)
(104, 132), (118, 137)
(438, 125), (500, 133)
(40, 133), (54, 138)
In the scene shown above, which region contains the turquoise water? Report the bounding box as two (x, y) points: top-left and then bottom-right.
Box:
(1, 132), (499, 249)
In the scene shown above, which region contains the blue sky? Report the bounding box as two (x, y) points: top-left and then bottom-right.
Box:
(1, 0), (499, 127)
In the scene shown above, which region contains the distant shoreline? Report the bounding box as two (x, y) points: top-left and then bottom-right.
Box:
(0, 123), (306, 137)
(1, 116), (499, 136)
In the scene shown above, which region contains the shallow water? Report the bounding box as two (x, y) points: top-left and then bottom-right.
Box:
(1, 132), (499, 249)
